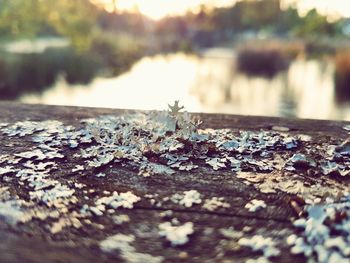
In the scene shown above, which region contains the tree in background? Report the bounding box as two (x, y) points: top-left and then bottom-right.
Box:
(293, 9), (339, 38)
(0, 0), (46, 37)
(0, 0), (98, 51)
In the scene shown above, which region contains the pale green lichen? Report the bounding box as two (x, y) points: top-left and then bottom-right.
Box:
(159, 221), (194, 246)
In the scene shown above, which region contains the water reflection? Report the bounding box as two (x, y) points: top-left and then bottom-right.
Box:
(3, 37), (70, 54)
(20, 49), (350, 121)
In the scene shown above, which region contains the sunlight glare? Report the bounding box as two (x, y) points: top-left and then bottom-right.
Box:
(96, 0), (350, 20)
(115, 0), (235, 19)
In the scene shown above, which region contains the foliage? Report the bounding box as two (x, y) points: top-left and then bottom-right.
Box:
(293, 9), (339, 38)
(44, 0), (99, 51)
(0, 1), (144, 98)
(0, 0), (98, 51)
(90, 32), (144, 75)
(0, 0), (46, 37)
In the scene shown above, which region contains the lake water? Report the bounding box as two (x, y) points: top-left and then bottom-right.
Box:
(20, 48), (350, 121)
(2, 37), (70, 54)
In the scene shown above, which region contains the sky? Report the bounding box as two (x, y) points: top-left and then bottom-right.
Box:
(96, 0), (350, 20)
(100, 0), (235, 19)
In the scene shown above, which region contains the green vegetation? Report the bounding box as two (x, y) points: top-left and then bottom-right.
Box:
(178, 1), (344, 45)
(0, 0), (98, 51)
(90, 32), (144, 76)
(0, 0), (146, 97)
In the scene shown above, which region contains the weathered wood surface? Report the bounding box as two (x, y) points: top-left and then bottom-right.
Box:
(0, 101), (349, 263)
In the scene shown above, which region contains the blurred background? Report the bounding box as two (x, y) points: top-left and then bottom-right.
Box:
(1, 0), (350, 120)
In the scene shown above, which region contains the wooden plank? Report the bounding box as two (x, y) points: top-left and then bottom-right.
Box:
(0, 101), (349, 263)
